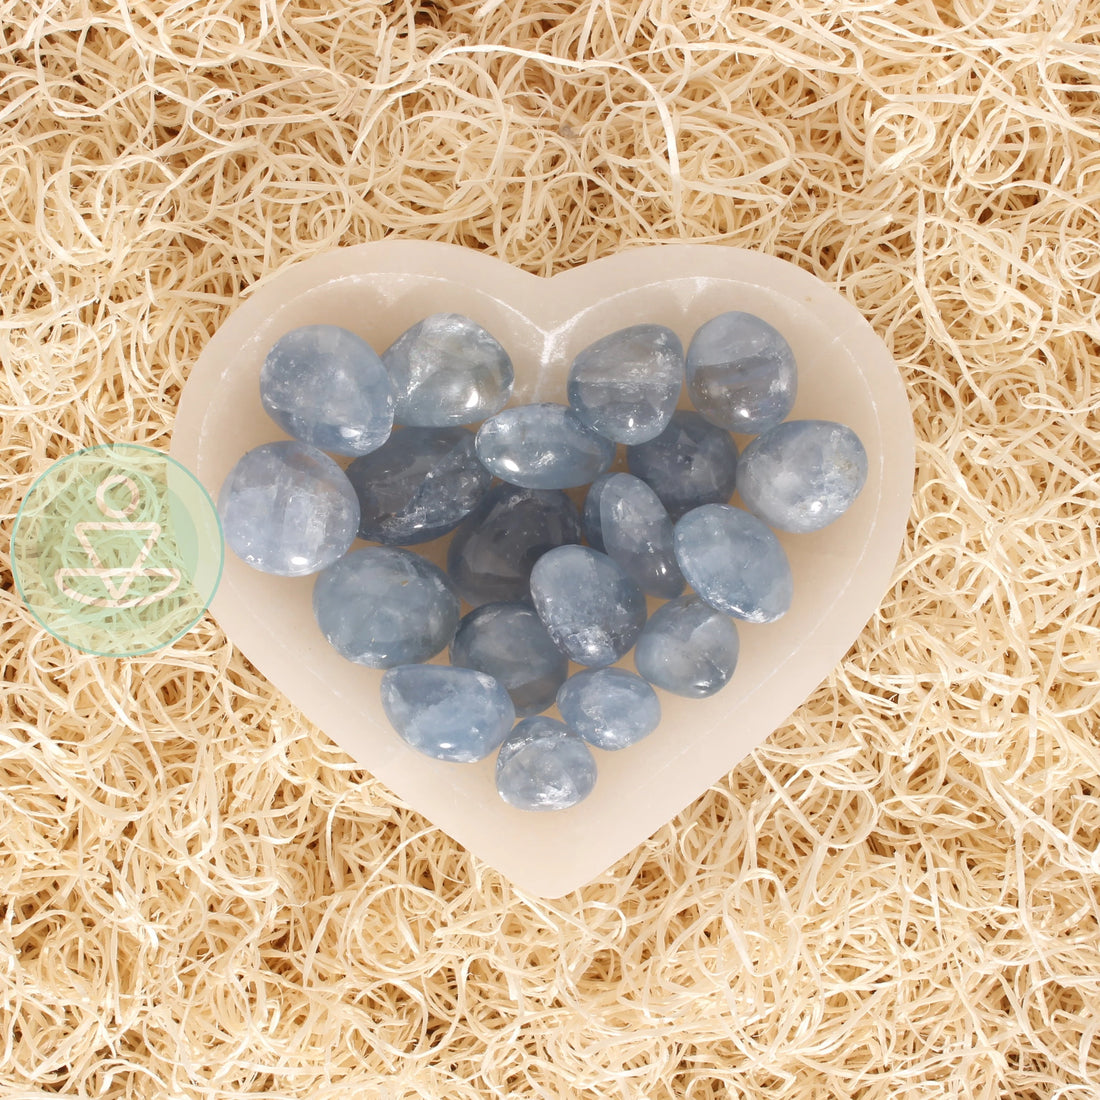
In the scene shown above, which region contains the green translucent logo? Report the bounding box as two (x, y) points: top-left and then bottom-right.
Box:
(10, 444), (223, 657)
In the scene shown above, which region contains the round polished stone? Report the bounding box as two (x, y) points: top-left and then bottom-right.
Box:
(260, 325), (394, 456)
(736, 419), (868, 533)
(626, 409), (739, 520)
(218, 440), (359, 577)
(380, 665), (515, 762)
(674, 504), (793, 623)
(382, 313), (514, 426)
(446, 484), (582, 606)
(495, 716), (597, 812)
(634, 595), (740, 698)
(313, 547), (460, 668)
(529, 545), (647, 667)
(450, 602), (568, 718)
(567, 324), (684, 444)
(475, 403), (615, 489)
(556, 668), (661, 750)
(344, 426), (493, 545)
(685, 311), (796, 434)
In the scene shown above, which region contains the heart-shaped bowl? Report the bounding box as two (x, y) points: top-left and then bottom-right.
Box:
(170, 241), (914, 898)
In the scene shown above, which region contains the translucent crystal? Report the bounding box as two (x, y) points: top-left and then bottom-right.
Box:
(556, 668), (660, 750)
(495, 716), (598, 812)
(634, 595), (740, 698)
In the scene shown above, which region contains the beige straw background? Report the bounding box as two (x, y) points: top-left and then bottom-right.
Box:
(2, 2), (1099, 1097)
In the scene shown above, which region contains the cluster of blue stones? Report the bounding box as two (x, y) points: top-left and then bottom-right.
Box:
(218, 312), (868, 812)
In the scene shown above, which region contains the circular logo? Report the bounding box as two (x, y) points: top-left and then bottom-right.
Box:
(10, 444), (224, 657)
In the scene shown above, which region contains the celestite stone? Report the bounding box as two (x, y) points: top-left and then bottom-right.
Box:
(380, 665), (515, 763)
(475, 403), (615, 489)
(446, 484), (582, 606)
(313, 547), (460, 667)
(583, 473), (684, 599)
(634, 596), (740, 698)
(529, 545), (647, 667)
(685, 311), (796, 434)
(674, 504), (793, 623)
(218, 441), (359, 577)
(344, 426), (493, 545)
(626, 410), (739, 520)
(450, 602), (568, 718)
(260, 325), (395, 456)
(382, 313), (514, 426)
(737, 419), (868, 533)
(495, 716), (598, 812)
(556, 668), (661, 751)
(567, 324), (684, 444)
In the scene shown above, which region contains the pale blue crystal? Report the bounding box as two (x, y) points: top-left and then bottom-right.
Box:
(583, 473), (684, 598)
(634, 595), (740, 698)
(450, 602), (567, 718)
(685, 311), (796, 433)
(382, 313), (514, 426)
(313, 547), (459, 667)
(260, 325), (394, 456)
(674, 504), (793, 623)
(567, 324), (684, 444)
(495, 717), (597, 812)
(475, 403), (615, 489)
(737, 419), (868, 533)
(218, 441), (359, 577)
(626, 410), (739, 520)
(380, 665), (515, 762)
(529, 545), (647, 667)
(344, 426), (492, 545)
(556, 668), (660, 750)
(446, 484), (582, 606)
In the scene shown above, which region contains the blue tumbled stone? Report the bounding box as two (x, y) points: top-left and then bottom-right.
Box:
(583, 473), (684, 599)
(737, 419), (868, 533)
(344, 426), (493, 545)
(313, 547), (460, 667)
(260, 325), (394, 456)
(218, 441), (359, 577)
(450, 602), (568, 718)
(685, 311), (796, 434)
(556, 668), (660, 751)
(380, 665), (515, 762)
(529, 545), (647, 667)
(382, 313), (514, 426)
(495, 716), (597, 812)
(567, 324), (684, 444)
(674, 504), (793, 623)
(626, 409), (739, 520)
(634, 595), (740, 698)
(475, 403), (615, 489)
(446, 484), (582, 606)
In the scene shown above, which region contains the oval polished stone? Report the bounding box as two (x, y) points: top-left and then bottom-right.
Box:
(380, 665), (515, 763)
(626, 409), (739, 520)
(674, 504), (793, 623)
(344, 426), (493, 545)
(382, 313), (514, 426)
(685, 311), (796, 434)
(495, 717), (597, 812)
(567, 324), (684, 444)
(446, 484), (582, 606)
(634, 596), (740, 698)
(737, 419), (868, 533)
(313, 547), (460, 668)
(260, 325), (395, 456)
(218, 440), (359, 577)
(475, 403), (615, 489)
(556, 668), (661, 751)
(583, 473), (684, 599)
(529, 545), (647, 667)
(450, 602), (568, 718)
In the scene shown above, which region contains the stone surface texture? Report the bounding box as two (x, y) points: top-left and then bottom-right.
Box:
(495, 716), (598, 812)
(556, 668), (661, 750)
(634, 595), (740, 697)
